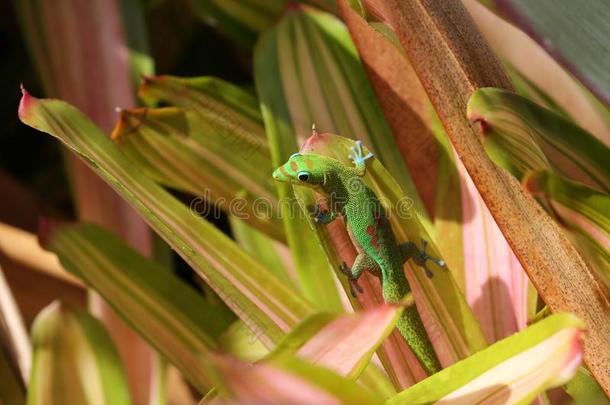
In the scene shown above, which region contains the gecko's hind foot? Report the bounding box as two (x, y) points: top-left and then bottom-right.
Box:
(340, 262), (364, 297)
(416, 239), (445, 278)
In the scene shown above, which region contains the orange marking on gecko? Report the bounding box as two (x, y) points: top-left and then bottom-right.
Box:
(279, 166), (289, 177)
(366, 225), (381, 252)
(290, 161), (298, 172)
(305, 159), (314, 170)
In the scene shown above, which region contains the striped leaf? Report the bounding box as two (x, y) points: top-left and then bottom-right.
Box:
(46, 223), (235, 393)
(28, 301), (132, 405)
(138, 75), (339, 311)
(187, 1), (340, 48)
(18, 2), (158, 401)
(468, 88), (610, 192)
(524, 171), (610, 288)
(387, 313), (585, 405)
(18, 90), (314, 349)
(112, 106), (284, 242)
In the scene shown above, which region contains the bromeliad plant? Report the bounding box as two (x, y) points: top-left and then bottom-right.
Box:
(2, 0), (609, 404)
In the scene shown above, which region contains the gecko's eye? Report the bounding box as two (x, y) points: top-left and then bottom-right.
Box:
(297, 171), (310, 182)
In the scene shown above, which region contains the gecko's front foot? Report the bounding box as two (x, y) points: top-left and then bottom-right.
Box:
(340, 262), (364, 297)
(414, 239), (446, 278)
(307, 204), (337, 225)
(349, 140), (374, 168)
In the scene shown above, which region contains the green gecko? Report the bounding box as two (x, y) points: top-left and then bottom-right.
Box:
(272, 139), (444, 375)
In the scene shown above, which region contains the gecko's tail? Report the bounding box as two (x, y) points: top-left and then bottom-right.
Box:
(397, 305), (442, 375)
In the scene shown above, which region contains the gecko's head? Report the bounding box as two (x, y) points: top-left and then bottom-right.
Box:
(272, 153), (330, 188)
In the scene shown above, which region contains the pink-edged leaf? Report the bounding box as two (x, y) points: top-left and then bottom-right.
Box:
(210, 355), (382, 405)
(436, 138), (531, 343)
(270, 303), (405, 380)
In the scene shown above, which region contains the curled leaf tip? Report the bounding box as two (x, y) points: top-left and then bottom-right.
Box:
(110, 108), (145, 141)
(18, 85), (37, 120)
(139, 75), (161, 95)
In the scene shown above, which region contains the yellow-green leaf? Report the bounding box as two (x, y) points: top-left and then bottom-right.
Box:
(388, 313), (585, 405)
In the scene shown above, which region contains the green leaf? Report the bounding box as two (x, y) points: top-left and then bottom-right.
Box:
(112, 106), (284, 242)
(487, 0), (610, 106)
(18, 89), (314, 349)
(137, 74), (338, 310)
(468, 88), (610, 192)
(28, 301), (132, 405)
(46, 223), (234, 393)
(524, 170), (610, 288)
(388, 313), (585, 405)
